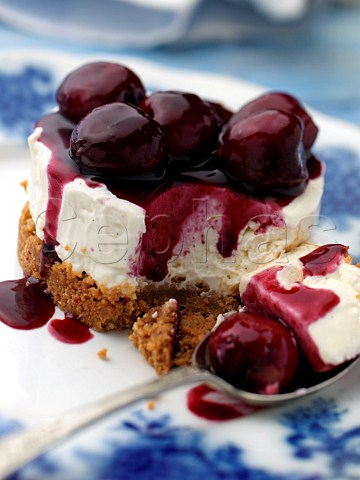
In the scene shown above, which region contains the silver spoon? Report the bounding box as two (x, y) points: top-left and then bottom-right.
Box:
(0, 334), (358, 479)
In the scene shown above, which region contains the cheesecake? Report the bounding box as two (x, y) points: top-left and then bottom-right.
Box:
(19, 61), (338, 379)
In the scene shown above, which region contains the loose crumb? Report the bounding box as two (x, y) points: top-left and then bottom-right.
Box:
(20, 179), (28, 192)
(147, 399), (156, 410)
(97, 348), (108, 360)
(344, 253), (353, 264)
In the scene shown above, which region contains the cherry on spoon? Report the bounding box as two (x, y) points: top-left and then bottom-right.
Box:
(0, 333), (358, 478)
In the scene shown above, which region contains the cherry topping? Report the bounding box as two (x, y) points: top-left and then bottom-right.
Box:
(218, 109), (309, 193)
(225, 92), (318, 151)
(205, 100), (233, 131)
(70, 103), (166, 177)
(140, 91), (219, 165)
(56, 62), (146, 123)
(208, 312), (299, 394)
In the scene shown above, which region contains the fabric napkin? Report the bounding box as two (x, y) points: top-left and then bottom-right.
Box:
(0, 0), (316, 48)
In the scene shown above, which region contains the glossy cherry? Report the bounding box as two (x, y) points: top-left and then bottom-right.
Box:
(205, 100), (233, 131)
(56, 62), (146, 123)
(218, 108), (309, 192)
(70, 103), (166, 177)
(225, 92), (318, 151)
(208, 311), (299, 394)
(140, 91), (219, 165)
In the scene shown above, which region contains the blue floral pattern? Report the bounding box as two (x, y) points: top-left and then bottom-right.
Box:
(313, 146), (360, 261)
(283, 398), (360, 478)
(2, 398), (360, 479)
(0, 416), (22, 437)
(0, 65), (55, 139)
(317, 146), (360, 228)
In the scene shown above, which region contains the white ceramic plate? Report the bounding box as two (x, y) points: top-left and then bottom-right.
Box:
(1, 51), (360, 479)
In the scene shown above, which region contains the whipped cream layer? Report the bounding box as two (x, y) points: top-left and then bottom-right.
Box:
(240, 243), (360, 370)
(28, 123), (324, 293)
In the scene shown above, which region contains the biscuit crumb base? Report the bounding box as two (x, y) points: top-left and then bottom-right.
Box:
(18, 202), (240, 370)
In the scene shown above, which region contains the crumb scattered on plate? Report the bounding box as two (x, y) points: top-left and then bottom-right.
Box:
(97, 348), (108, 360)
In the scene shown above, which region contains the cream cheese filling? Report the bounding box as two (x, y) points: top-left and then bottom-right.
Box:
(28, 128), (324, 292)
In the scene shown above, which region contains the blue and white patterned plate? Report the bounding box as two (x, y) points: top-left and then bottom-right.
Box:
(1, 51), (360, 480)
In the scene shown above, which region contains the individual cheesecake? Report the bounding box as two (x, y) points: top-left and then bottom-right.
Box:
(18, 61), (326, 372)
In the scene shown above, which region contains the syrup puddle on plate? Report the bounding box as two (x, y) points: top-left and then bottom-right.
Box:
(0, 276), (93, 344)
(48, 313), (94, 344)
(0, 276), (54, 329)
(187, 384), (262, 421)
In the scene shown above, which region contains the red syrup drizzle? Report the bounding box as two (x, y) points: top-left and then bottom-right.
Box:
(300, 243), (348, 277)
(37, 111), (323, 282)
(36, 113), (101, 245)
(187, 384), (262, 421)
(0, 277), (55, 329)
(135, 183), (287, 281)
(48, 313), (94, 344)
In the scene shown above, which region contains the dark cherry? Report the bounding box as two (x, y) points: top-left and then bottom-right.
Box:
(56, 62), (146, 123)
(208, 312), (299, 394)
(218, 108), (309, 192)
(225, 92), (318, 151)
(205, 100), (233, 131)
(140, 91), (219, 164)
(70, 103), (166, 177)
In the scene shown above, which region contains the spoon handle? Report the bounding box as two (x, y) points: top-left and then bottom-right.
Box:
(0, 366), (219, 478)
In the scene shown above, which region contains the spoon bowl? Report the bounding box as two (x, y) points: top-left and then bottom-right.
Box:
(193, 332), (360, 406)
(0, 332), (358, 478)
